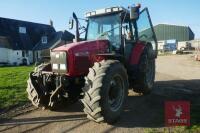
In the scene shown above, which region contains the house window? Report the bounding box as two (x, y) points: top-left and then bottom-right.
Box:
(19, 27), (26, 34)
(22, 51), (25, 57)
(41, 36), (48, 44)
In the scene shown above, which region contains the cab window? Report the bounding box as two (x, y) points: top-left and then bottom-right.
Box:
(137, 9), (156, 50)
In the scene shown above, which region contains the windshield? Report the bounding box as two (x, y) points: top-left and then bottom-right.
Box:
(86, 14), (121, 49)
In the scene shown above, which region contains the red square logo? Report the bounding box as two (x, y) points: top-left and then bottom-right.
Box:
(165, 101), (190, 126)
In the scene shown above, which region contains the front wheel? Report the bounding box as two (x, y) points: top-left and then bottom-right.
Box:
(81, 60), (128, 123)
(27, 63), (51, 108)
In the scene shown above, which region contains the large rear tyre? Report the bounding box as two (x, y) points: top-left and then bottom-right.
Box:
(81, 60), (128, 123)
(133, 45), (155, 94)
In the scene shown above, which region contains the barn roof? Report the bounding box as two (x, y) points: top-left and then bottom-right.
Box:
(0, 17), (56, 50)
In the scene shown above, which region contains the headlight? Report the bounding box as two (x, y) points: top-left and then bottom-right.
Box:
(52, 64), (58, 69)
(51, 51), (67, 73)
(60, 64), (66, 70)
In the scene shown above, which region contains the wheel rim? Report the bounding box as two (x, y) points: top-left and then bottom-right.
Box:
(108, 74), (124, 112)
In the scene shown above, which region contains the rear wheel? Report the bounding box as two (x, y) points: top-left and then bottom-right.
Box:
(133, 45), (155, 94)
(81, 60), (128, 123)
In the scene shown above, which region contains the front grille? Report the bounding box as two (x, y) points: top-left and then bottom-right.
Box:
(51, 51), (67, 74)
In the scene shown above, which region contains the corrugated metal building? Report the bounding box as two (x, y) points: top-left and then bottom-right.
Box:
(154, 24), (195, 41)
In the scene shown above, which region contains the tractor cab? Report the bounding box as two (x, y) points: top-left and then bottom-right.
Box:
(84, 5), (157, 58)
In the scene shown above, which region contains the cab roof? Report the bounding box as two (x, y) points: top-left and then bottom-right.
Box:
(85, 6), (129, 18)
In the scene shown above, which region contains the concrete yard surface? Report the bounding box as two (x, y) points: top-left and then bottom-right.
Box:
(0, 55), (200, 133)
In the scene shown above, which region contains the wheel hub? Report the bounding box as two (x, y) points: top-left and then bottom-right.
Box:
(108, 74), (124, 111)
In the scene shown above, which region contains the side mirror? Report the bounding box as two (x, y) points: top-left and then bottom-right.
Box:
(130, 6), (139, 20)
(69, 18), (74, 29)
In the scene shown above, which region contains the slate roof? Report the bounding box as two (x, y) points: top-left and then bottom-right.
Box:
(0, 17), (56, 50)
(62, 30), (75, 41)
(33, 30), (75, 50)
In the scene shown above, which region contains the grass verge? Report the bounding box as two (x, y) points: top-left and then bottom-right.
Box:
(0, 66), (34, 110)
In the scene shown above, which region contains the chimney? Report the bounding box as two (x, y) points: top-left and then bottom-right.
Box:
(49, 19), (53, 27)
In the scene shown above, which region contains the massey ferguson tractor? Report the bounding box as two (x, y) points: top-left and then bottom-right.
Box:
(27, 4), (158, 123)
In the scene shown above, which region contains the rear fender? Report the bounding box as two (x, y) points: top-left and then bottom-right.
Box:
(129, 42), (145, 65)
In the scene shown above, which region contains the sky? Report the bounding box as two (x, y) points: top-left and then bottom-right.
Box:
(0, 0), (200, 38)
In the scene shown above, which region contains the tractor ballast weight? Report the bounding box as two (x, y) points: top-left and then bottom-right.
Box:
(27, 4), (158, 123)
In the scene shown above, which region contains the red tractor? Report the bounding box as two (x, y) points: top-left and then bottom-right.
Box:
(27, 4), (158, 123)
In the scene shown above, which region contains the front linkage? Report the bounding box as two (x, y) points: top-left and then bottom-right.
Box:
(27, 63), (82, 110)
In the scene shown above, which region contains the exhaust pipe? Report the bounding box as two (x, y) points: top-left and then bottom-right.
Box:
(73, 12), (80, 42)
